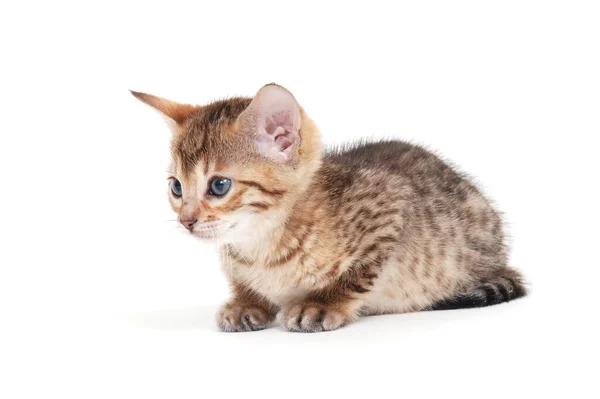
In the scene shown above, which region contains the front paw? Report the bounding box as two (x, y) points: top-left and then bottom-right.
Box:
(283, 302), (353, 333)
(216, 302), (274, 332)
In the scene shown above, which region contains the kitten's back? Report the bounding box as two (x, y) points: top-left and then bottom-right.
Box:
(316, 140), (525, 311)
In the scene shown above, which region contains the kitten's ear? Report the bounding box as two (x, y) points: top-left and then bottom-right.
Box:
(237, 84), (301, 163)
(130, 90), (199, 132)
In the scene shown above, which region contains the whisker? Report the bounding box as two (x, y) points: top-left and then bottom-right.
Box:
(229, 242), (251, 265)
(214, 226), (232, 278)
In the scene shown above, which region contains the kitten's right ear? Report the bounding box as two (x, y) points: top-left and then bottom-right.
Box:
(130, 90), (199, 132)
(237, 84), (301, 163)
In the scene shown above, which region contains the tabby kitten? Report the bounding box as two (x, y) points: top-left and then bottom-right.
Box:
(131, 83), (526, 332)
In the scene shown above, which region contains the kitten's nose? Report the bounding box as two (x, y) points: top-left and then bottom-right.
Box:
(180, 217), (198, 231)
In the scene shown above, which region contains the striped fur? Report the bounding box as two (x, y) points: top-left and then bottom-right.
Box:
(132, 83), (527, 333)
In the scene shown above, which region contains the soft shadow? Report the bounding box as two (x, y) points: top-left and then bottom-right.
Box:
(117, 305), (218, 331)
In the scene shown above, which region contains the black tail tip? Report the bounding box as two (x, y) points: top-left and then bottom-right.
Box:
(428, 271), (527, 311)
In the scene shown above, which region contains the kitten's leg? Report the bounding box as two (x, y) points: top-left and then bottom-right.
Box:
(216, 282), (279, 332)
(282, 263), (380, 333)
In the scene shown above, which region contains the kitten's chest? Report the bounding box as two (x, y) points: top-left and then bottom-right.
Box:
(228, 262), (310, 306)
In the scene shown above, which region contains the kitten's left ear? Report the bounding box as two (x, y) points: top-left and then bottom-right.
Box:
(237, 84), (301, 163)
(130, 90), (199, 132)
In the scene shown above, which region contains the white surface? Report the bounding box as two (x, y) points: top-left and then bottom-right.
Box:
(1, 1), (599, 398)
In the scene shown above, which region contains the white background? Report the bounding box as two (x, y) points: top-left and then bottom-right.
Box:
(1, 1), (599, 398)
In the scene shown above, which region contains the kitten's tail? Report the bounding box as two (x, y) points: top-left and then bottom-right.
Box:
(428, 267), (527, 311)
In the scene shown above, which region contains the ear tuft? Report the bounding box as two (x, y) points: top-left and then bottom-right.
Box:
(237, 84), (301, 163)
(130, 90), (199, 125)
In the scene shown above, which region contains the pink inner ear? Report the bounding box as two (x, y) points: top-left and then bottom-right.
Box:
(266, 115), (294, 148)
(240, 84), (301, 163)
(259, 111), (298, 162)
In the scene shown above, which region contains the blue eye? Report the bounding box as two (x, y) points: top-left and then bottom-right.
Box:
(209, 177), (232, 196)
(170, 178), (182, 198)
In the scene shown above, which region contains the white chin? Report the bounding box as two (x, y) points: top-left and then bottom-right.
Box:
(190, 223), (236, 241)
(191, 231), (218, 240)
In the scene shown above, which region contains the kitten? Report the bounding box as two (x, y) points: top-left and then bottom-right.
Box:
(131, 83), (526, 332)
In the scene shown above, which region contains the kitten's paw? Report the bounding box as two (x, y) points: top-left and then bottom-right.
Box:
(216, 303), (273, 332)
(283, 302), (352, 333)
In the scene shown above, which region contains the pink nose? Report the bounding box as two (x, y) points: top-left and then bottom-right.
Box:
(180, 218), (197, 231)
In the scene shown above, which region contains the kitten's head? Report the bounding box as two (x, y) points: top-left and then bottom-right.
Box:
(132, 84), (321, 244)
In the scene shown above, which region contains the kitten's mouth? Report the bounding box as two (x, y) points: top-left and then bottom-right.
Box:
(191, 222), (235, 239)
